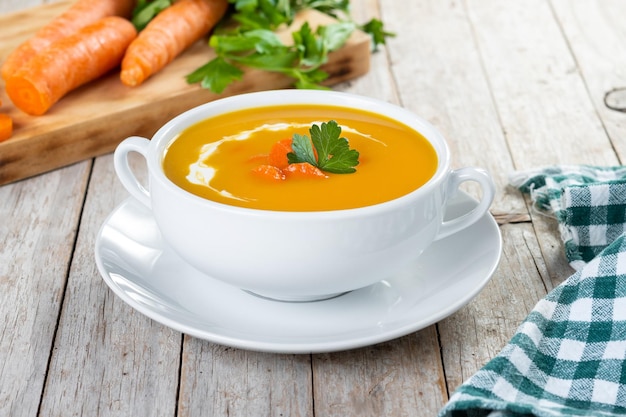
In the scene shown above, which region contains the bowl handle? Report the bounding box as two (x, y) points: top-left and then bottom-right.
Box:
(113, 136), (151, 208)
(435, 167), (495, 240)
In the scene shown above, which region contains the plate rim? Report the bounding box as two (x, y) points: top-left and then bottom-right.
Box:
(94, 193), (502, 353)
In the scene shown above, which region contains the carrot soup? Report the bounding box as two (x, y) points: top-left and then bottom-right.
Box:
(162, 104), (438, 211)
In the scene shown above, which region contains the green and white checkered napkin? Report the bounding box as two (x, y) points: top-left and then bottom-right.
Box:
(438, 165), (626, 417)
(510, 165), (626, 270)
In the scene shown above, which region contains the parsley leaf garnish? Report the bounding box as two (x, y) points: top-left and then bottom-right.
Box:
(186, 57), (244, 92)
(186, 21), (354, 93)
(287, 120), (359, 174)
(133, 1), (394, 92)
(360, 18), (395, 51)
(185, 0), (394, 93)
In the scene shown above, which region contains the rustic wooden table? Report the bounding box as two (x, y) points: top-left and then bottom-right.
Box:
(2, 1), (626, 416)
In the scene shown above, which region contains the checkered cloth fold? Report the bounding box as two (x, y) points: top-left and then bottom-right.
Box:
(438, 165), (626, 417)
(510, 165), (626, 270)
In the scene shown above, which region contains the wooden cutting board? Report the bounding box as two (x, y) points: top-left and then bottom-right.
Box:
(0, 1), (371, 185)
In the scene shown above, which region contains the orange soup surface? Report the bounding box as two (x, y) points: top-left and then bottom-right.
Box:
(162, 104), (438, 211)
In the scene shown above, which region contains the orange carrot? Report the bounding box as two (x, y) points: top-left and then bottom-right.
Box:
(120, 0), (229, 87)
(253, 139), (327, 181)
(268, 139), (293, 169)
(253, 162), (327, 181)
(0, 0), (134, 81)
(5, 17), (137, 116)
(252, 164), (286, 181)
(284, 163), (327, 179)
(0, 114), (12, 142)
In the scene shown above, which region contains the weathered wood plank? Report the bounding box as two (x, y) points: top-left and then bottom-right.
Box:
(546, 0), (626, 281)
(38, 154), (181, 417)
(333, 0), (400, 104)
(0, 0), (42, 14)
(376, 0), (563, 400)
(313, 328), (447, 417)
(380, 0), (528, 224)
(0, 162), (90, 417)
(440, 223), (551, 391)
(179, 339), (313, 417)
(466, 0), (618, 167)
(6, 1), (625, 417)
(550, 0), (626, 161)
(465, 0), (617, 286)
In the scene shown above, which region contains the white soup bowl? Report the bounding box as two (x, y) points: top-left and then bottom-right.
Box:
(113, 90), (495, 302)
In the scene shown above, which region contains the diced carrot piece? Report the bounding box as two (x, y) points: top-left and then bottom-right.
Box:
(283, 162), (327, 179)
(268, 138), (293, 169)
(0, 114), (13, 142)
(252, 164), (285, 181)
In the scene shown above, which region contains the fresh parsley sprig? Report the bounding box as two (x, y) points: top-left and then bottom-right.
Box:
(185, 0), (394, 93)
(360, 18), (395, 52)
(288, 120), (359, 174)
(230, 0), (351, 30)
(186, 20), (355, 92)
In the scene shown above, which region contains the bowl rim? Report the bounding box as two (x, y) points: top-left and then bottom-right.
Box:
(146, 89), (451, 219)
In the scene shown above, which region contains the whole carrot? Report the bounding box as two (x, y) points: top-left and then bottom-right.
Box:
(5, 16), (137, 116)
(120, 0), (228, 87)
(0, 114), (12, 142)
(1, 0), (134, 81)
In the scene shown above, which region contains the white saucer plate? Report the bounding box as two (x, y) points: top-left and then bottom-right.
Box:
(95, 192), (502, 353)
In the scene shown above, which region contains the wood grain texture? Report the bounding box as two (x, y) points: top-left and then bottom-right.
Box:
(0, 161), (90, 417)
(4, 0), (626, 416)
(0, 1), (371, 185)
(312, 329), (447, 417)
(179, 338), (313, 417)
(377, 0), (537, 402)
(465, 0), (615, 286)
(466, 0), (618, 168)
(439, 223), (552, 391)
(550, 0), (626, 161)
(378, 0), (526, 221)
(38, 153), (182, 417)
(0, 0), (42, 14)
